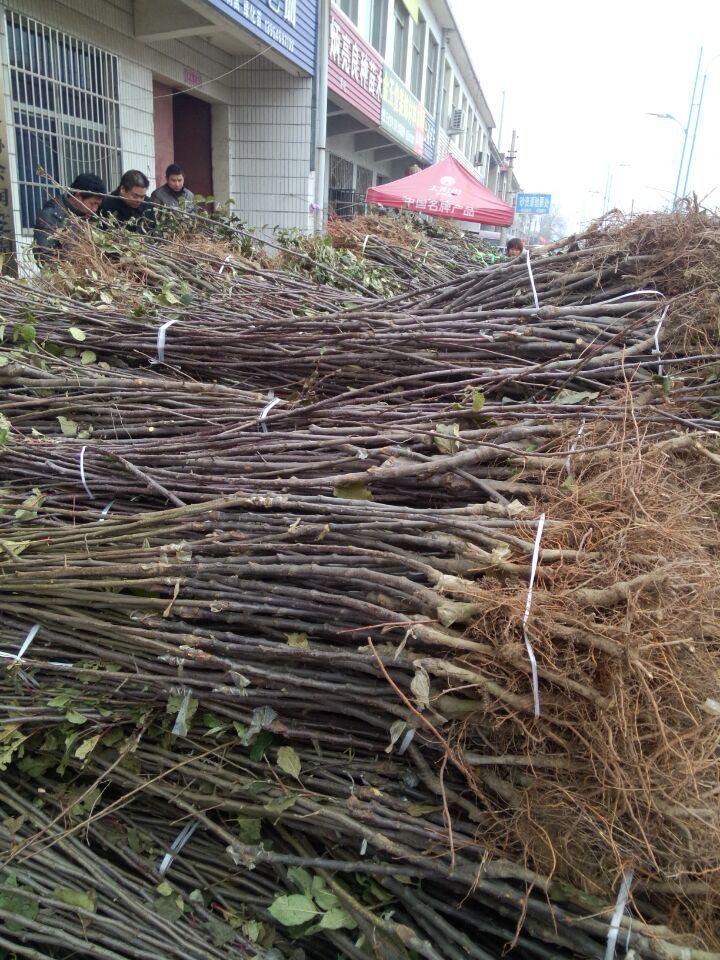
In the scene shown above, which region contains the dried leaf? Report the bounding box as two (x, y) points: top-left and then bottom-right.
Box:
(434, 421), (460, 455)
(410, 664), (431, 710)
(68, 326), (87, 342)
(57, 415), (78, 436)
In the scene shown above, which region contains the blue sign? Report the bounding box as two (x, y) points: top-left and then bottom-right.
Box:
(515, 192), (552, 215)
(422, 112), (436, 164)
(208, 0), (317, 75)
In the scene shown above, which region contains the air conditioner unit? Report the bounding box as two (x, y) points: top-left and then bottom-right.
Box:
(447, 108), (465, 136)
(474, 151), (484, 166)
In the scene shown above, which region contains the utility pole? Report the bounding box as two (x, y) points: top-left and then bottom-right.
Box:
(500, 129), (517, 247)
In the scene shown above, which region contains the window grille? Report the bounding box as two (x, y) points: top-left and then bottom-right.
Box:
(5, 11), (121, 230)
(355, 164), (373, 213)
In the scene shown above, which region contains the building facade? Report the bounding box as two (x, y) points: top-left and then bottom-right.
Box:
(0, 0), (318, 265)
(323, 0), (510, 222)
(0, 0), (517, 264)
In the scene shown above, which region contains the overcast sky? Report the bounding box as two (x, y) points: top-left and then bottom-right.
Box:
(449, 0), (720, 230)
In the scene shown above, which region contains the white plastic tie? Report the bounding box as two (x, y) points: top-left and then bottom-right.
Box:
(79, 445), (95, 500)
(156, 318), (180, 364)
(604, 289), (666, 303)
(564, 419), (586, 477)
(604, 867), (634, 960)
(525, 248), (540, 310)
(0, 623), (40, 663)
(158, 820), (199, 877)
(99, 500), (114, 522)
(653, 305), (669, 378)
(397, 728), (416, 755)
(0, 623), (41, 688)
(218, 254), (232, 275)
(171, 690), (192, 736)
(522, 513), (545, 718)
(258, 392), (281, 434)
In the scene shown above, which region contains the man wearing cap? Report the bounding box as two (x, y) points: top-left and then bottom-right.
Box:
(33, 173), (107, 262)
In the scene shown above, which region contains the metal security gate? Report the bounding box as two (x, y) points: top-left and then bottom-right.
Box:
(328, 153), (355, 219)
(5, 11), (121, 230)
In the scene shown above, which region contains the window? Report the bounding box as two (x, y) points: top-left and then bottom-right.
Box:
(336, 0), (358, 23)
(424, 32), (438, 111)
(440, 63), (451, 129)
(410, 15), (425, 99)
(6, 11), (121, 230)
(370, 0), (388, 55)
(392, 0), (408, 78)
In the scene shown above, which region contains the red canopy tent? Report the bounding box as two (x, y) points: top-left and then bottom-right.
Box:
(366, 155), (514, 227)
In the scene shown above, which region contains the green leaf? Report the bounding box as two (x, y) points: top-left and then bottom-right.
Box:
(48, 692), (72, 708)
(268, 893), (318, 927)
(206, 919), (236, 946)
(471, 389), (485, 412)
(53, 887), (96, 913)
(0, 538), (31, 557)
(434, 422), (460, 455)
(407, 802), (443, 817)
(74, 734), (101, 760)
(0, 881), (39, 932)
(65, 708), (87, 725)
(14, 488), (44, 520)
(0, 413), (9, 446)
(80, 349), (97, 365)
(286, 631), (309, 649)
(68, 327), (87, 341)
(0, 353), (11, 366)
(287, 866), (313, 895)
(249, 729), (273, 762)
(551, 389), (599, 405)
(333, 481), (373, 501)
(57, 415), (78, 436)
(156, 881), (173, 897)
(236, 817), (263, 842)
(319, 906), (357, 930)
(264, 793), (298, 815)
(153, 894), (183, 921)
(13, 322), (36, 344)
(313, 888), (339, 912)
(276, 745), (302, 780)
(241, 919), (263, 943)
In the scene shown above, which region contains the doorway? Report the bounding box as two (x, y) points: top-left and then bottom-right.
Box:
(152, 82), (213, 200)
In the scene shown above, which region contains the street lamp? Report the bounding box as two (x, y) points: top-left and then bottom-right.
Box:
(648, 46), (703, 203)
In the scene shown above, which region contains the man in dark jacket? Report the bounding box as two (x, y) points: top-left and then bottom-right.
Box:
(150, 163), (195, 211)
(33, 173), (107, 262)
(100, 170), (155, 232)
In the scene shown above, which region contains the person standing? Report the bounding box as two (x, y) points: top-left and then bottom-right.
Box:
(150, 164), (195, 211)
(100, 170), (155, 232)
(33, 173), (107, 261)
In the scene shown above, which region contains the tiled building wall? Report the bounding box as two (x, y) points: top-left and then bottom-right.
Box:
(0, 0), (313, 256)
(232, 56), (313, 234)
